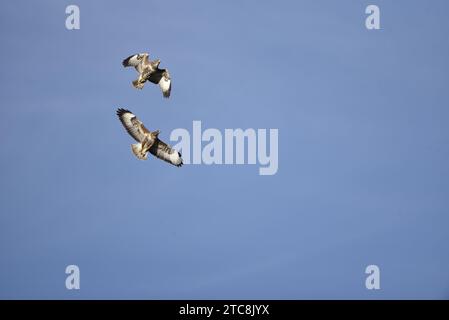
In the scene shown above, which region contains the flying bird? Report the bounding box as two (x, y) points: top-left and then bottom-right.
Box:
(122, 53), (160, 90)
(122, 53), (172, 97)
(116, 108), (183, 167)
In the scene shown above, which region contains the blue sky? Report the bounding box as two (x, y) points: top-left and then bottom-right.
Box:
(0, 0), (449, 299)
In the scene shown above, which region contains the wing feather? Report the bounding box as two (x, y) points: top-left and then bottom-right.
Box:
(123, 54), (147, 73)
(149, 139), (183, 167)
(147, 69), (171, 98)
(116, 108), (150, 142)
(147, 70), (162, 84)
(159, 77), (171, 98)
(122, 54), (139, 67)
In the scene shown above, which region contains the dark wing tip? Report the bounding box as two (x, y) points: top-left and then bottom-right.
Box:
(116, 108), (132, 117)
(122, 54), (135, 67)
(177, 152), (183, 167)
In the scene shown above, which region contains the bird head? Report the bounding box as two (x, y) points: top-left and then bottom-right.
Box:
(152, 129), (160, 138)
(153, 58), (161, 67)
(137, 53), (149, 60)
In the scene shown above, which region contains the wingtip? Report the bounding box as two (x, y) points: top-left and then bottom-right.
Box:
(177, 152), (183, 167)
(116, 108), (132, 117)
(122, 54), (135, 67)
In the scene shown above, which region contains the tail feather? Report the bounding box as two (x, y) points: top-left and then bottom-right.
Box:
(131, 143), (148, 160)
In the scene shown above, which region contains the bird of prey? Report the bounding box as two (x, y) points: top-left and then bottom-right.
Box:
(122, 53), (160, 90)
(122, 53), (172, 98)
(116, 108), (183, 167)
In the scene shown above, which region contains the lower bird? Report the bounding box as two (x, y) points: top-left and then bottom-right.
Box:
(116, 108), (183, 167)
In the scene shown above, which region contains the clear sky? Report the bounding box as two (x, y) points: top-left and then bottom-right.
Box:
(1, 0), (448, 299)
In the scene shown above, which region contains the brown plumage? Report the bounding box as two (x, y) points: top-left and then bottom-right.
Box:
(116, 108), (182, 166)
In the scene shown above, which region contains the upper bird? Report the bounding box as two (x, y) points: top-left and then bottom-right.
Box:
(122, 53), (172, 98)
(116, 108), (182, 167)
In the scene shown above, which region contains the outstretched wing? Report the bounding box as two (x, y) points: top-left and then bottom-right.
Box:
(122, 54), (140, 67)
(123, 54), (147, 73)
(147, 69), (171, 98)
(116, 108), (151, 143)
(149, 139), (183, 167)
